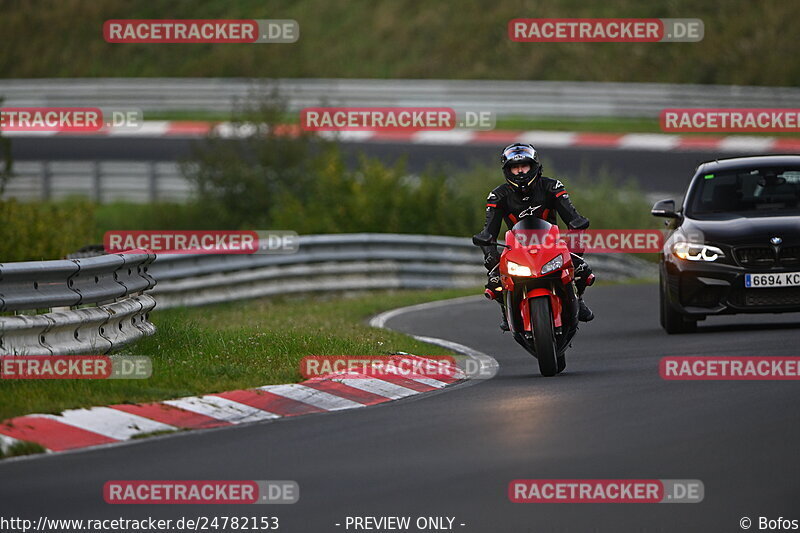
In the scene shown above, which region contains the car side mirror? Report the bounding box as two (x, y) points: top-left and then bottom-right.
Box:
(651, 199), (681, 219)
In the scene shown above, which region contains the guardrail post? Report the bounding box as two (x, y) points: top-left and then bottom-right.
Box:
(148, 162), (158, 202)
(41, 161), (52, 201)
(92, 161), (102, 203)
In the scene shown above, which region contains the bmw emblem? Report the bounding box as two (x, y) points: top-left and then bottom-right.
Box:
(770, 237), (783, 245)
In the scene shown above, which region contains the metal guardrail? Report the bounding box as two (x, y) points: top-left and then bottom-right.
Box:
(2, 78), (799, 118)
(148, 234), (657, 308)
(2, 161), (188, 203)
(0, 252), (157, 355)
(0, 234), (656, 354)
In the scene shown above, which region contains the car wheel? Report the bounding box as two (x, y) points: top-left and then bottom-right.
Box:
(660, 273), (697, 334)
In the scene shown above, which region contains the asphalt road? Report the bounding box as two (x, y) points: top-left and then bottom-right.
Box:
(9, 136), (755, 195)
(2, 283), (800, 532)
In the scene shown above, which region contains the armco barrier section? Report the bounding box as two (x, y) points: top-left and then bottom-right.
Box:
(1, 234), (656, 353)
(2, 78), (799, 118)
(148, 234), (657, 309)
(0, 252), (156, 355)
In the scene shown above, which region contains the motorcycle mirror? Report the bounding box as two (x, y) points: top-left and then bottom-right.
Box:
(472, 234), (493, 246)
(472, 235), (510, 249)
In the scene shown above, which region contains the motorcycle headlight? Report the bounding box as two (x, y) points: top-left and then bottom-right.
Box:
(507, 261), (533, 277)
(672, 242), (725, 262)
(540, 255), (564, 274)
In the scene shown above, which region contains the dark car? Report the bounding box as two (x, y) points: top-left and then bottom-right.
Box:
(652, 155), (800, 333)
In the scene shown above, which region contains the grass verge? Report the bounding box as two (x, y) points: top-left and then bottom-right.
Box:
(0, 440), (46, 459)
(0, 288), (478, 422)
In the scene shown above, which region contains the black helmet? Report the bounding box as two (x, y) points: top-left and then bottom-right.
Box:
(500, 143), (542, 189)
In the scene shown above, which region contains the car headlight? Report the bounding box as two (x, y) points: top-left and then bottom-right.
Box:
(507, 261), (533, 277)
(540, 255), (564, 274)
(672, 242), (725, 262)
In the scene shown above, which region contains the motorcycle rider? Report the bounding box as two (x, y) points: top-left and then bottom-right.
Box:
(474, 143), (595, 331)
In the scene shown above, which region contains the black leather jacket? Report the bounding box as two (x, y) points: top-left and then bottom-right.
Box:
(476, 176), (590, 269)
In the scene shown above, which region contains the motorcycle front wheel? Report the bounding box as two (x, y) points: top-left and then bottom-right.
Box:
(530, 296), (558, 377)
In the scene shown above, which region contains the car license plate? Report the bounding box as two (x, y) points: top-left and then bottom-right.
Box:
(745, 272), (800, 288)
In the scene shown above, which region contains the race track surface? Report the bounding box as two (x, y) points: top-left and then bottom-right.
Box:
(2, 283), (799, 532)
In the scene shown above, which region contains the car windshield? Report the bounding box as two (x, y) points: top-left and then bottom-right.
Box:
(687, 167), (800, 216)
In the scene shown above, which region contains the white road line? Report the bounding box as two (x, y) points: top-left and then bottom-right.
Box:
(260, 384), (364, 411)
(164, 396), (280, 424)
(369, 295), (481, 328)
(36, 408), (176, 441)
(369, 295), (500, 381)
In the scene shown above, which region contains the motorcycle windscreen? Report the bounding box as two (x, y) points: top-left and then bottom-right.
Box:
(508, 216), (558, 250)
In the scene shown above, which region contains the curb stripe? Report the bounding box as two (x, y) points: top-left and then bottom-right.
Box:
(5, 121), (800, 154)
(412, 130), (475, 144)
(260, 384), (364, 411)
(213, 389), (325, 417)
(377, 376), (441, 391)
(36, 408), (176, 441)
(573, 133), (625, 147)
(0, 332), (482, 457)
(773, 138), (800, 151)
(0, 416), (115, 451)
(332, 377), (420, 400)
(0, 433), (23, 454)
(164, 396), (280, 424)
(110, 403), (231, 429)
(718, 136), (775, 152)
(369, 131), (418, 142)
(517, 130), (577, 147)
(300, 380), (391, 405)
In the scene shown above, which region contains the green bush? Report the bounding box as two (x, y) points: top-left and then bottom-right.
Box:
(0, 198), (95, 262)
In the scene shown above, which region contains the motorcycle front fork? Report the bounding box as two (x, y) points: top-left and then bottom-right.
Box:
(501, 281), (579, 335)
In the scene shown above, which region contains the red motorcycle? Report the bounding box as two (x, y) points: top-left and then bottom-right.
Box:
(474, 217), (580, 376)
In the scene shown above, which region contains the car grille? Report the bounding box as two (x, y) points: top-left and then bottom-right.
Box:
(734, 246), (800, 268)
(735, 247), (775, 267)
(729, 286), (800, 307)
(780, 246), (800, 267)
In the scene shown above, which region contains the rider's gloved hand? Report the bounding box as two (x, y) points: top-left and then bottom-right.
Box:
(484, 250), (501, 270)
(567, 216), (590, 231)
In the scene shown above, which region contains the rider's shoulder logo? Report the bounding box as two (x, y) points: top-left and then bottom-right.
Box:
(487, 192), (497, 200)
(554, 179), (564, 189)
